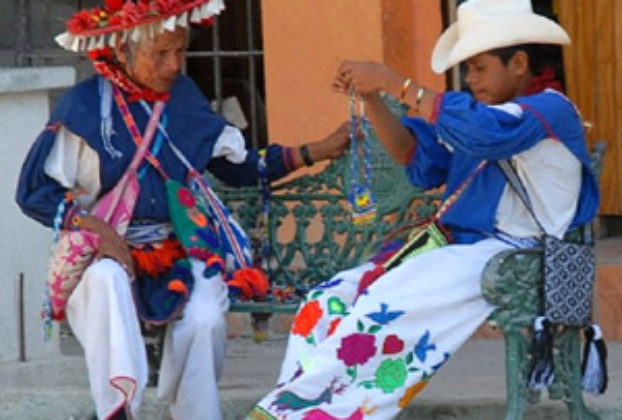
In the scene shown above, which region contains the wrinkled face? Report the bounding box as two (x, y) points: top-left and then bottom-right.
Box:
(463, 52), (527, 105)
(119, 26), (188, 93)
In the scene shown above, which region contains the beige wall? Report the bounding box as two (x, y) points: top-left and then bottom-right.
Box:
(261, 0), (444, 156)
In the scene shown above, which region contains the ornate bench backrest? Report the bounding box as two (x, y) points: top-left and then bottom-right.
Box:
(211, 96), (441, 295)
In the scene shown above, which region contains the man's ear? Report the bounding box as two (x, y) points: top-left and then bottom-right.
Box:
(510, 50), (530, 77)
(114, 42), (129, 68)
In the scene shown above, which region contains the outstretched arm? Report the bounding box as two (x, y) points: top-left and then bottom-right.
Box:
(332, 60), (439, 164)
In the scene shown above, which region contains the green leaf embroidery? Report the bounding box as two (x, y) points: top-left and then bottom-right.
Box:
(367, 324), (382, 334)
(356, 320), (365, 332)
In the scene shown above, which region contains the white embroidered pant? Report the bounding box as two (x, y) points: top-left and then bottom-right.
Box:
(250, 238), (511, 420)
(67, 258), (230, 420)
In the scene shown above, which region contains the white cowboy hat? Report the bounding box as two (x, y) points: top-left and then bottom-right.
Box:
(431, 0), (571, 74)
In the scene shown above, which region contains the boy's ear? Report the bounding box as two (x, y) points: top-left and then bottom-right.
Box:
(510, 50), (530, 77)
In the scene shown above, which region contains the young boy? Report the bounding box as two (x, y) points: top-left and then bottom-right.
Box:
(245, 0), (599, 419)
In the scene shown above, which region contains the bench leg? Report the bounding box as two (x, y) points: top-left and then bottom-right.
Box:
(502, 329), (531, 420)
(549, 327), (600, 420)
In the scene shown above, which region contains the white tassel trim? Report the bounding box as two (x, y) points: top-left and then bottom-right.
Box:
(177, 11), (189, 28)
(190, 6), (203, 23)
(163, 15), (177, 32)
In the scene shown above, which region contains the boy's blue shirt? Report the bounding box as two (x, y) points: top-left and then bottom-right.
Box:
(402, 90), (599, 244)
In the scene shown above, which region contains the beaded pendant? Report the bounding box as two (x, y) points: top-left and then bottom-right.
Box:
(348, 92), (377, 225)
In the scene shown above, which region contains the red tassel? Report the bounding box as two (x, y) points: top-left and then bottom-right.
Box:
(227, 267), (270, 300)
(167, 279), (188, 295)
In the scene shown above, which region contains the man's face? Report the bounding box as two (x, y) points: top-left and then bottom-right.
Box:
(463, 52), (525, 105)
(122, 27), (188, 93)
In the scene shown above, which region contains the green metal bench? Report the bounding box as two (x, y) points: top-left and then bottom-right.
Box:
(481, 140), (606, 420)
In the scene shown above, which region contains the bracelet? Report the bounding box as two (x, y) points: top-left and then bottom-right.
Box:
(400, 78), (412, 102)
(71, 209), (87, 231)
(415, 86), (426, 112)
(299, 144), (314, 167)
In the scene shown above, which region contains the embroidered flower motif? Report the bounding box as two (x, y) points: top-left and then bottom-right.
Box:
(177, 187), (196, 207)
(327, 296), (347, 315)
(187, 207), (207, 227)
(291, 300), (323, 337)
(327, 318), (341, 337)
(337, 333), (376, 367)
(382, 334), (405, 354)
(375, 358), (407, 393)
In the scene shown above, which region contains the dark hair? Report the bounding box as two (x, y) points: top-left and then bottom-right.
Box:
(488, 43), (562, 77)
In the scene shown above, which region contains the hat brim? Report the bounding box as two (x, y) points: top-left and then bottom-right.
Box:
(431, 14), (570, 74)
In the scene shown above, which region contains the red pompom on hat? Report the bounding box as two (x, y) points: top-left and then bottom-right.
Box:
(55, 0), (226, 54)
(105, 0), (125, 13)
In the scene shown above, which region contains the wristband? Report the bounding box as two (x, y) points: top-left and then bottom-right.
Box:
(299, 144), (314, 167)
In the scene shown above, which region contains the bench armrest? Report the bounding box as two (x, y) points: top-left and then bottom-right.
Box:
(481, 247), (543, 331)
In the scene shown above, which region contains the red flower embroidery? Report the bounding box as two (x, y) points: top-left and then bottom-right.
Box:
(291, 300), (323, 337)
(382, 334), (405, 354)
(337, 333), (377, 367)
(177, 187), (196, 207)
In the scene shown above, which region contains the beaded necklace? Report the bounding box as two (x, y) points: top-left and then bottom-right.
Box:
(348, 92), (377, 225)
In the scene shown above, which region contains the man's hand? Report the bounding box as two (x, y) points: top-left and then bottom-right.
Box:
(305, 121), (351, 164)
(79, 214), (135, 279)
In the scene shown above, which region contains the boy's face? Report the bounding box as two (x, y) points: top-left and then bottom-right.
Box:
(463, 52), (528, 104)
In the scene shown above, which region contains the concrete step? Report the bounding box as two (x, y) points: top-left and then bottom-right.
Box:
(1, 338), (620, 420)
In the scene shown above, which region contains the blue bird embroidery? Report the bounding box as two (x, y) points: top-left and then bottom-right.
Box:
(365, 303), (405, 325)
(414, 330), (437, 362)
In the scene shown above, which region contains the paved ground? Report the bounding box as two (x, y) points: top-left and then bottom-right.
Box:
(0, 335), (620, 420)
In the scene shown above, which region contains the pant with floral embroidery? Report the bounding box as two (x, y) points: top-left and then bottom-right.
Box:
(245, 238), (511, 420)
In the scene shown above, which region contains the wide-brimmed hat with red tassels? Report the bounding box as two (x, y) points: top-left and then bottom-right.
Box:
(55, 0), (225, 53)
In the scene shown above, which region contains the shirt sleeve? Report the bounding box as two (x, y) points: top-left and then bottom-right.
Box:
(16, 125), (101, 228)
(207, 140), (293, 187)
(401, 116), (451, 189)
(434, 91), (550, 160)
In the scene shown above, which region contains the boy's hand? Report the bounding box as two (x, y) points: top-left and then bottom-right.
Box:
(333, 61), (404, 98)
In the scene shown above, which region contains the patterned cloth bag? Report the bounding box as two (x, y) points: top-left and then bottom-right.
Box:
(135, 100), (267, 301)
(543, 234), (595, 326)
(498, 159), (595, 326)
(46, 101), (165, 321)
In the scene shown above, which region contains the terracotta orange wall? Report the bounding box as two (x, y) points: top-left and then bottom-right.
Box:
(261, 0), (444, 152)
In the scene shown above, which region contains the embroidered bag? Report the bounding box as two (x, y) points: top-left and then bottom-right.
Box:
(135, 100), (267, 300)
(498, 159), (595, 326)
(46, 101), (165, 321)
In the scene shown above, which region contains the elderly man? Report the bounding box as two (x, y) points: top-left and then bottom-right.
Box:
(15, 1), (348, 419)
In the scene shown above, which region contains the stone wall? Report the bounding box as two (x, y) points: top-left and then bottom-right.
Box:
(0, 66), (75, 362)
